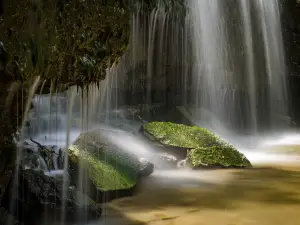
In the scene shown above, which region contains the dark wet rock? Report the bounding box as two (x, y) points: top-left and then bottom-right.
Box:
(1, 169), (101, 225)
(68, 129), (154, 203)
(159, 154), (177, 162)
(0, 42), (8, 72)
(138, 158), (154, 176)
(156, 153), (178, 169)
(18, 140), (63, 172)
(141, 122), (252, 169)
(177, 159), (189, 168)
(18, 141), (49, 172)
(113, 104), (163, 121)
(0, 207), (20, 225)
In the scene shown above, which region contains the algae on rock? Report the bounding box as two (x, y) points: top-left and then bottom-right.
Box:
(69, 145), (137, 191)
(68, 129), (153, 193)
(143, 122), (224, 148)
(188, 146), (251, 168)
(142, 122), (251, 168)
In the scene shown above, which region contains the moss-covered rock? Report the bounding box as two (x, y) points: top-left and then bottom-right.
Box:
(69, 145), (137, 192)
(143, 122), (222, 148)
(68, 129), (153, 202)
(141, 122), (251, 168)
(188, 146), (251, 168)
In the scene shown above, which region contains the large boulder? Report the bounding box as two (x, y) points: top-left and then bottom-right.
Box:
(1, 169), (101, 225)
(140, 122), (252, 168)
(68, 129), (154, 202)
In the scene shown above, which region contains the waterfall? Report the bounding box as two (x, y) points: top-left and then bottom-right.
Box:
(25, 0), (288, 143)
(256, 0), (287, 128)
(6, 2), (300, 225)
(240, 0), (257, 132)
(187, 0), (287, 135)
(66, 4), (186, 128)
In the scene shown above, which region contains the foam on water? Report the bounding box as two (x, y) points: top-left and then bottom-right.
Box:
(261, 133), (300, 146)
(240, 150), (299, 165)
(237, 133), (300, 165)
(151, 169), (233, 185)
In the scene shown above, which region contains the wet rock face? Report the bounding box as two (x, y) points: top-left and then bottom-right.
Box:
(18, 140), (64, 172)
(281, 0), (300, 125)
(0, 207), (20, 225)
(137, 158), (154, 177)
(281, 0), (300, 77)
(0, 42), (8, 72)
(2, 169), (101, 225)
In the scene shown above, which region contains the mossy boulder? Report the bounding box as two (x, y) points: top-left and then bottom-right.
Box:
(141, 122), (251, 168)
(68, 129), (153, 202)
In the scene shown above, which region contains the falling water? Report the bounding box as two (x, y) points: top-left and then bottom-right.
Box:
(61, 87), (76, 224)
(63, 4), (186, 128)
(9, 76), (41, 225)
(240, 0), (257, 132)
(128, 4), (186, 111)
(189, 0), (228, 131)
(187, 0), (288, 135)
(256, 0), (287, 128)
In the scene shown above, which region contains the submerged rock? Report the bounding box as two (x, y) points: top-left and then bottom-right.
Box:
(177, 158), (188, 168)
(2, 169), (101, 225)
(68, 129), (154, 202)
(159, 153), (178, 166)
(141, 122), (251, 168)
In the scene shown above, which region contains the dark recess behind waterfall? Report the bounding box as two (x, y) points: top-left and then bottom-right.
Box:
(282, 0), (300, 126)
(112, 0), (300, 131)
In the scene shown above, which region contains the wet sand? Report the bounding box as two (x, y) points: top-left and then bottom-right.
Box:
(106, 163), (300, 225)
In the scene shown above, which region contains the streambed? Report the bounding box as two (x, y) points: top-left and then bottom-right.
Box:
(26, 124), (300, 225)
(105, 164), (300, 225)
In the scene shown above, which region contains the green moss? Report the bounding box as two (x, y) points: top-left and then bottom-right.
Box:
(143, 122), (225, 148)
(188, 146), (251, 167)
(69, 145), (137, 191)
(143, 122), (251, 168)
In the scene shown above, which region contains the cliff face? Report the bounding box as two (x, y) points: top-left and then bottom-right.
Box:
(281, 0), (300, 123)
(281, 0), (300, 76)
